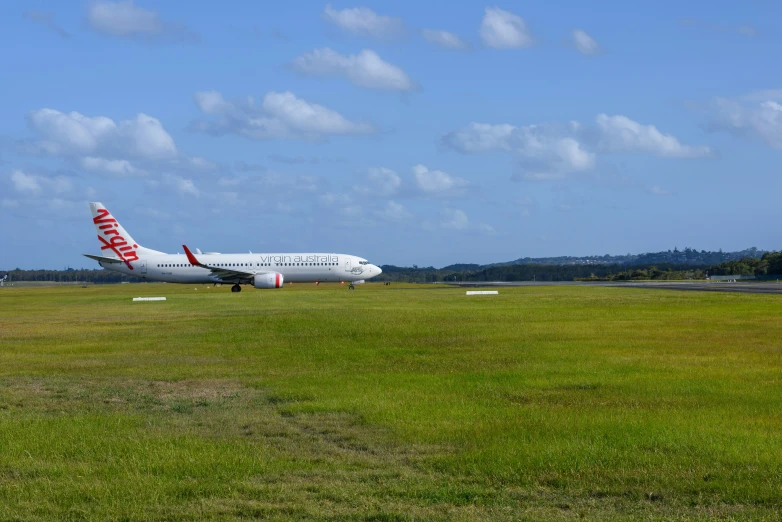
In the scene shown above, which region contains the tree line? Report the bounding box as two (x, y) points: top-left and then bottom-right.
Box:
(2, 251), (780, 284)
(375, 251), (782, 283)
(706, 251), (782, 277)
(0, 268), (143, 284)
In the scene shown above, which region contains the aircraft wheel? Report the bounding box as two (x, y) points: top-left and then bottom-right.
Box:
(231, 284), (241, 293)
(349, 285), (355, 290)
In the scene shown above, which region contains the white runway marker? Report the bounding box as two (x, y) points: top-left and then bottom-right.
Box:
(466, 291), (499, 295)
(132, 297), (167, 301)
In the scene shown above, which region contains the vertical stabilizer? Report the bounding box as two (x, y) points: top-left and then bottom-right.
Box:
(89, 202), (164, 268)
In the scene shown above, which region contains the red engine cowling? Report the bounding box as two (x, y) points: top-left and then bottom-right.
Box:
(253, 272), (284, 289)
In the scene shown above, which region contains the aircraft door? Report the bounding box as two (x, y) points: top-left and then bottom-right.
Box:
(139, 260), (147, 274)
(345, 259), (351, 272)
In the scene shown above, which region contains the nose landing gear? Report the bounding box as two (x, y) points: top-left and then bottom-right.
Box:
(231, 284), (242, 293)
(349, 284), (355, 290)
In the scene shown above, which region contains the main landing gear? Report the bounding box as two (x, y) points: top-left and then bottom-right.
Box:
(231, 284), (242, 293)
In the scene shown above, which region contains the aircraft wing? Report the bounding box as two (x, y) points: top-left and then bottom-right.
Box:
(83, 254), (124, 264)
(183, 244), (256, 282)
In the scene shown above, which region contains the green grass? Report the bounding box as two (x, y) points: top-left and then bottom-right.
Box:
(1, 283), (781, 520)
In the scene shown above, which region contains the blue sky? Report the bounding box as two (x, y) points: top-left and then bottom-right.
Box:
(1, 1), (780, 269)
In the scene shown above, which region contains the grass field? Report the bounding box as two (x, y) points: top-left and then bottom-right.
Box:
(1, 283), (781, 521)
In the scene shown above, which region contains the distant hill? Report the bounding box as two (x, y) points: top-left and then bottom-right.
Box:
(374, 247), (774, 284)
(441, 263), (482, 271)
(483, 247), (766, 269)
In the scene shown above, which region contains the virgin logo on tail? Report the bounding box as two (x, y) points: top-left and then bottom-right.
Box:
(93, 208), (139, 269)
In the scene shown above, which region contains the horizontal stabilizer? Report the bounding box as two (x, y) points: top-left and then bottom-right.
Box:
(83, 254), (124, 264)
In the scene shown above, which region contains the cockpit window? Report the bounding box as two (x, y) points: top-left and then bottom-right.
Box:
(359, 261), (370, 265)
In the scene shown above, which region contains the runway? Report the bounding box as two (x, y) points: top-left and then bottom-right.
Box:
(439, 281), (782, 295)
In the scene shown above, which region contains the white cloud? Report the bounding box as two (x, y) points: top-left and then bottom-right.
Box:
(87, 0), (161, 36)
(86, 0), (198, 43)
(708, 95), (782, 149)
(218, 176), (241, 187)
(355, 167), (401, 196)
(190, 90), (374, 141)
(571, 29), (601, 55)
(442, 122), (595, 179)
(43, 176), (72, 194)
(421, 29), (470, 50)
(27, 109), (115, 155)
(10, 169), (72, 196)
(27, 109), (178, 160)
(596, 114), (711, 157)
(322, 4), (404, 38)
(441, 208), (469, 230)
(479, 223), (497, 235)
(290, 48), (416, 91)
(444, 115), (708, 180)
(514, 129), (595, 178)
(368, 167), (401, 194)
(81, 157), (145, 176)
(193, 91), (233, 115)
(376, 200), (411, 222)
(188, 156), (217, 169)
(339, 205), (363, 218)
(10, 170), (41, 195)
(480, 7), (533, 49)
(647, 185), (671, 196)
(739, 90), (782, 103)
(295, 175), (324, 193)
(413, 164), (468, 194)
(263, 91), (373, 135)
(320, 192), (352, 206)
(117, 113), (178, 159)
(441, 122), (516, 153)
(219, 192), (242, 206)
(165, 174), (198, 196)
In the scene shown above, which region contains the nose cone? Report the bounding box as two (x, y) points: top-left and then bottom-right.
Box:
(372, 264), (382, 276)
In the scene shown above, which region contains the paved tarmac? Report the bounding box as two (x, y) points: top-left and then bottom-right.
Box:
(440, 281), (782, 294)
(615, 281), (782, 294)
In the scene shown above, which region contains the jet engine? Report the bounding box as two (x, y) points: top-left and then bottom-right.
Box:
(253, 272), (284, 289)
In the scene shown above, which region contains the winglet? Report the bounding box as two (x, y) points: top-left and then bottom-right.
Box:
(183, 244), (202, 266)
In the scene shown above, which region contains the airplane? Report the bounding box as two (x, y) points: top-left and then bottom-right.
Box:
(83, 202), (382, 292)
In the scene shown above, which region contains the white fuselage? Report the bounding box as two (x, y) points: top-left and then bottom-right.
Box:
(99, 252), (381, 284)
